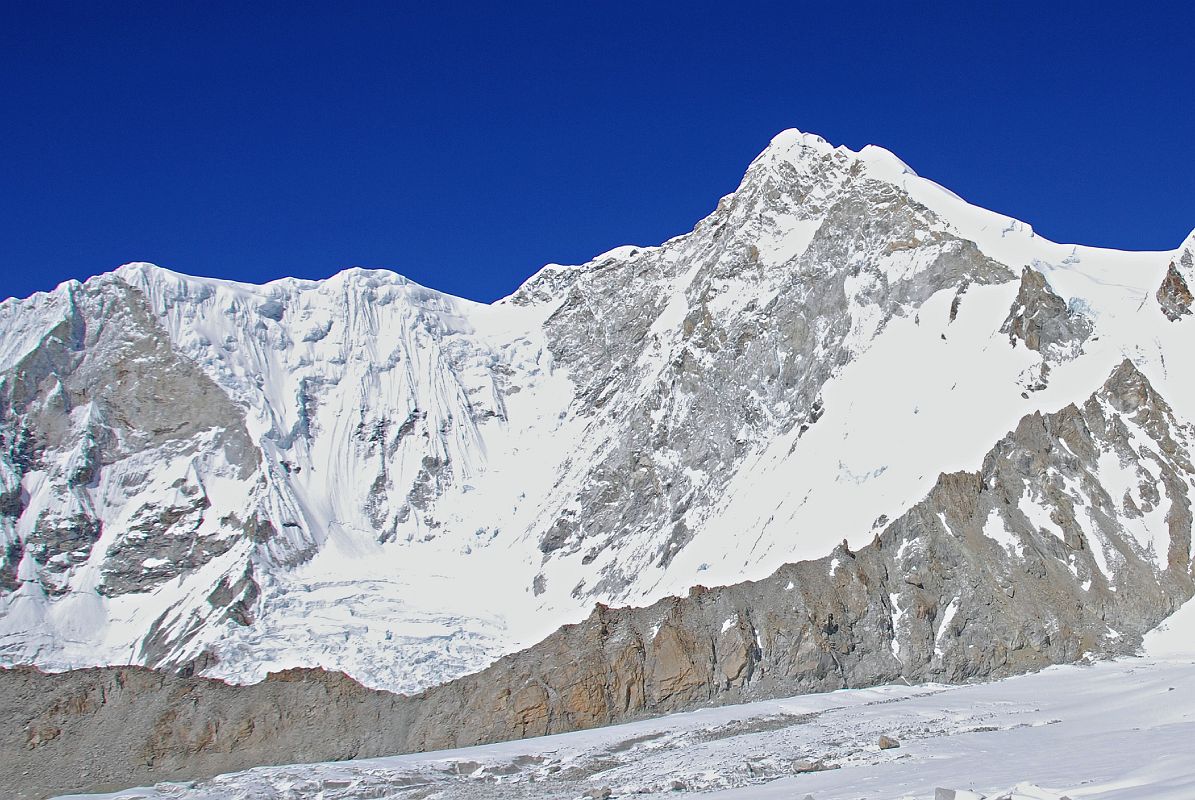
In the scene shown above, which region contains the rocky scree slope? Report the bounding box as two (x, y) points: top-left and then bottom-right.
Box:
(0, 665), (415, 800)
(1, 130), (1195, 701)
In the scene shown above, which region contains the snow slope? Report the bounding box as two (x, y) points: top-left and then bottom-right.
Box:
(1143, 594), (1195, 659)
(2, 129), (1194, 693)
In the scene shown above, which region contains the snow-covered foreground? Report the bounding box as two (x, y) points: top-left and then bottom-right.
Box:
(61, 649), (1195, 799)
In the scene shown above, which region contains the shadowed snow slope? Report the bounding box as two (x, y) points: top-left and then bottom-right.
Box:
(2, 129), (1195, 695)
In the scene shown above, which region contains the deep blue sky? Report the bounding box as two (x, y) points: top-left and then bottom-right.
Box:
(2, 3), (1193, 303)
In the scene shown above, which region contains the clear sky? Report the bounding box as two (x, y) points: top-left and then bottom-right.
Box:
(2, 2), (1192, 303)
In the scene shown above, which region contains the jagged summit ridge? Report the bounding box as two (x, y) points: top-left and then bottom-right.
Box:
(1, 130), (1193, 696)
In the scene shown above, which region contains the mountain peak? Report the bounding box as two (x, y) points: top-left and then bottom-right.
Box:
(761, 128), (835, 158)
(756, 128), (919, 182)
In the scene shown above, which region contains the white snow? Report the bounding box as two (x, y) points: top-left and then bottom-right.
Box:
(982, 508), (1022, 557)
(1144, 595), (1195, 658)
(1096, 438), (1173, 570)
(935, 596), (960, 659)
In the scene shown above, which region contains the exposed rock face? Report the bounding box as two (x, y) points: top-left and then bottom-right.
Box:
(0, 665), (415, 800)
(1001, 266), (1091, 359)
(5, 360), (1192, 798)
(0, 280), (259, 597)
(0, 278), (305, 675)
(1157, 255), (1193, 321)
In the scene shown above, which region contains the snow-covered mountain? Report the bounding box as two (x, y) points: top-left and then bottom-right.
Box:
(2, 129), (1194, 695)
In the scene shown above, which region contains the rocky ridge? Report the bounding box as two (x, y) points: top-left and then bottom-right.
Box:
(1158, 245), (1194, 321)
(0, 665), (413, 800)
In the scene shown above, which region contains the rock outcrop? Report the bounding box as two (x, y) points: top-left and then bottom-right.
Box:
(0, 665), (416, 800)
(1001, 266), (1091, 358)
(1157, 256), (1193, 321)
(0, 280), (261, 599)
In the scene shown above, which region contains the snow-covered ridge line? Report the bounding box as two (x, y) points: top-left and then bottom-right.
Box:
(759, 128), (1192, 264)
